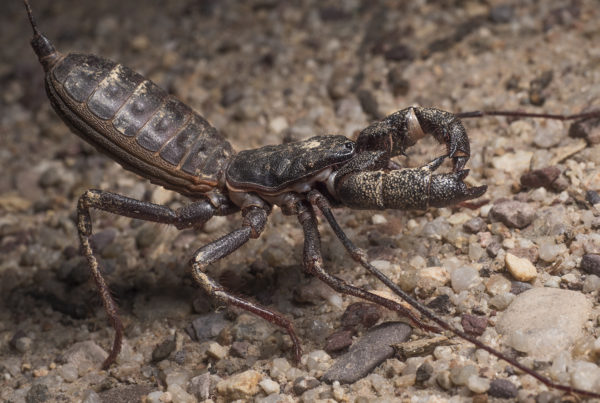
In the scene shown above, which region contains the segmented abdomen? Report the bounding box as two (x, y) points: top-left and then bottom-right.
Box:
(47, 53), (233, 196)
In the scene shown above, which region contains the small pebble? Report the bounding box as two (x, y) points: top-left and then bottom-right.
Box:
(13, 336), (33, 353)
(581, 254), (600, 276)
(292, 376), (320, 395)
(164, 370), (191, 388)
(58, 364), (79, 382)
(569, 117), (600, 145)
(489, 379), (518, 398)
(586, 190), (600, 205)
(188, 373), (211, 400)
(270, 358), (291, 382)
(206, 342), (228, 360)
(486, 274), (512, 295)
(383, 43), (414, 61)
(490, 200), (536, 229)
(146, 391), (163, 403)
(461, 314), (487, 336)
(26, 384), (50, 403)
(387, 67), (410, 96)
(341, 302), (382, 329)
(490, 4), (514, 23)
(304, 350), (332, 373)
(436, 370), (452, 390)
(583, 274), (600, 293)
(466, 375), (490, 394)
(325, 330), (354, 353)
(371, 214), (388, 225)
(520, 166), (561, 189)
(510, 281), (532, 295)
(489, 292), (515, 310)
(486, 241), (502, 257)
(269, 116), (288, 133)
(189, 312), (230, 342)
(415, 362), (433, 383)
(151, 338), (176, 362)
(571, 361), (600, 391)
(451, 266), (480, 292)
(463, 217), (487, 234)
(166, 384), (195, 403)
(450, 365), (477, 386)
(32, 368), (48, 377)
(259, 378), (280, 395)
(538, 241), (567, 262)
(505, 253), (537, 281)
(215, 369), (262, 400)
(81, 390), (102, 403)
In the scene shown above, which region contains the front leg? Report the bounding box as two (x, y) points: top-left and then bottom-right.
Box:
(77, 189), (220, 368)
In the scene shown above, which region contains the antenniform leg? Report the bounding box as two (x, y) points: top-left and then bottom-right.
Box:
(334, 156), (487, 210)
(77, 189), (221, 368)
(189, 206), (303, 362)
(295, 200), (440, 333)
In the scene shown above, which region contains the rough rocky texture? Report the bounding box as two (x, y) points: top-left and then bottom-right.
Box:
(2, 0), (600, 401)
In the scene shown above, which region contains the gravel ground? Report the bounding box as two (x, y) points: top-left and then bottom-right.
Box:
(2, 0), (600, 402)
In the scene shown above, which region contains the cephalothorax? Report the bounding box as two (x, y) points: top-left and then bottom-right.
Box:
(23, 0), (600, 398)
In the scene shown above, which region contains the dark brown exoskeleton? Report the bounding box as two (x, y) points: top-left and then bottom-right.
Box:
(23, 1), (600, 398)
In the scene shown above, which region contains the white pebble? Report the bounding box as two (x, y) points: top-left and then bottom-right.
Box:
(269, 116), (288, 133)
(304, 350), (331, 372)
(480, 204), (492, 217)
(418, 266), (449, 286)
(545, 276), (561, 288)
(489, 292), (515, 310)
(502, 238), (515, 249)
(82, 390), (102, 403)
(571, 361), (600, 392)
(409, 255), (426, 269)
(450, 364), (477, 386)
(467, 375), (490, 394)
(165, 370), (191, 388)
(371, 214), (388, 225)
(326, 293), (343, 309)
(332, 381), (345, 401)
(259, 378), (280, 395)
(58, 364), (79, 382)
(584, 275), (600, 293)
(485, 274), (512, 296)
(450, 266), (480, 292)
(433, 346), (453, 361)
(270, 358), (291, 381)
(538, 241), (568, 262)
(145, 391), (163, 403)
(167, 384), (196, 403)
(549, 351), (571, 383)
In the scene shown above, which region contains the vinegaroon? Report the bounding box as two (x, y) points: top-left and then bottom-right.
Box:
(22, 0), (600, 398)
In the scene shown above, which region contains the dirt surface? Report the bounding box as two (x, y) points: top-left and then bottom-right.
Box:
(1, 0), (600, 402)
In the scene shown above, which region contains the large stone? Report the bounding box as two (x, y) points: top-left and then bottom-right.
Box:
(322, 322), (411, 384)
(496, 288), (592, 358)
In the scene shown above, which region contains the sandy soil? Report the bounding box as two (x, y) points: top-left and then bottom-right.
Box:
(1, 0), (600, 402)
